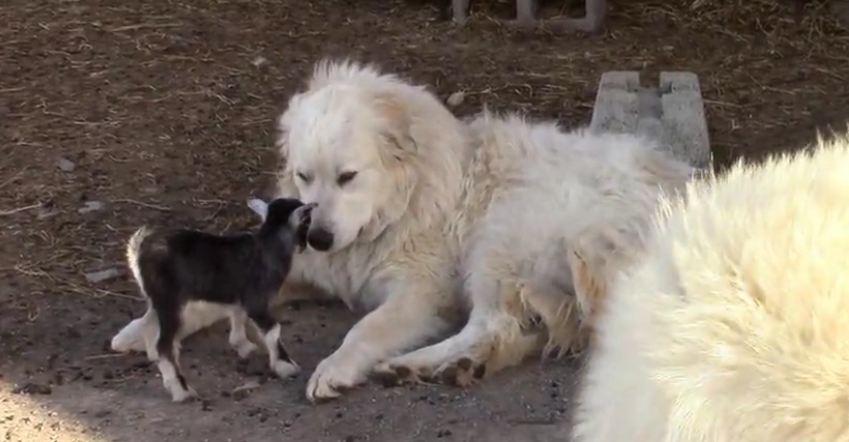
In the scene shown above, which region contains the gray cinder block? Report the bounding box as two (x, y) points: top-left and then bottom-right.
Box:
(589, 71), (712, 170)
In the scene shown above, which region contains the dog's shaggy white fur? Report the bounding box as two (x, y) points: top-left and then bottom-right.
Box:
(571, 133), (849, 442)
(111, 60), (692, 402)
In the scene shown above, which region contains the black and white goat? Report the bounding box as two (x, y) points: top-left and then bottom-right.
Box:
(124, 198), (314, 402)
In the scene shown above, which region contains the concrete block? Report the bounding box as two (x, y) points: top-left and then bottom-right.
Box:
(589, 71), (712, 170)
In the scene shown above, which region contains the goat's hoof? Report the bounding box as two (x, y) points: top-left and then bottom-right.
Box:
(232, 341), (258, 359)
(170, 386), (198, 403)
(272, 360), (300, 379)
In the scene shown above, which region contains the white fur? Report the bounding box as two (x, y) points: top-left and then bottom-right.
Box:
(572, 133), (849, 442)
(111, 60), (691, 402)
(261, 323), (300, 378)
(228, 309), (257, 359)
(247, 198), (269, 221)
(158, 358), (196, 402)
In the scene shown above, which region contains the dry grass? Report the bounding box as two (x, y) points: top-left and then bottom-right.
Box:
(0, 1), (846, 439)
(1, 0), (847, 306)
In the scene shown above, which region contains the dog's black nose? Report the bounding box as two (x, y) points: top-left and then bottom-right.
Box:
(307, 227), (334, 251)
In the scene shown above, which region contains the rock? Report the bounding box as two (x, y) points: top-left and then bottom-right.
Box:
(446, 91), (465, 107)
(37, 208), (60, 220)
(833, 0), (849, 27)
(13, 383), (52, 395)
(84, 268), (121, 284)
(56, 158), (75, 172)
(589, 71), (711, 170)
(78, 201), (104, 214)
(231, 380), (261, 401)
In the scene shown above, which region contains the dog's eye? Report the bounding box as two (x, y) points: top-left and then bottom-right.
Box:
(296, 171), (312, 184)
(337, 171), (358, 186)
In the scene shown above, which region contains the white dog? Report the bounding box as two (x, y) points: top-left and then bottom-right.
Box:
(111, 60), (692, 402)
(571, 133), (849, 441)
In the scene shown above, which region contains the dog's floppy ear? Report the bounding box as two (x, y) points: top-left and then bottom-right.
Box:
(247, 198), (269, 222)
(274, 94), (305, 199)
(373, 92), (418, 158)
(276, 93), (305, 160)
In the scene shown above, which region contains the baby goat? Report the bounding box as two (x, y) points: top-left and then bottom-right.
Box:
(125, 198), (314, 402)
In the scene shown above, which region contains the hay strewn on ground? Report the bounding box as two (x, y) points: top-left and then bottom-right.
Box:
(0, 1), (847, 440)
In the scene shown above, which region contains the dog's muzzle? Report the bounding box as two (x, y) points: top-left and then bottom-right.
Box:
(307, 226), (334, 251)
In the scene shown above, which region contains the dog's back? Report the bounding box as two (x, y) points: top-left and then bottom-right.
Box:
(572, 133), (849, 442)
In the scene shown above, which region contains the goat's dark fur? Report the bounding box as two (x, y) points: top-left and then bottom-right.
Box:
(126, 198), (312, 402)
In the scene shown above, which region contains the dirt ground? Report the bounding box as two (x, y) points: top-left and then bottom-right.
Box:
(1, 0), (848, 441)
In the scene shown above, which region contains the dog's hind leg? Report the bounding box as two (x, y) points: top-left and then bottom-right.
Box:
(520, 283), (588, 359)
(518, 244), (594, 359)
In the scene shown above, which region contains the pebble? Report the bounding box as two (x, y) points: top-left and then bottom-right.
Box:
(832, 1), (849, 26)
(231, 380), (261, 401)
(78, 201), (104, 214)
(84, 267), (121, 284)
(37, 208), (60, 220)
(56, 158), (75, 172)
(446, 91), (465, 107)
(13, 383), (52, 395)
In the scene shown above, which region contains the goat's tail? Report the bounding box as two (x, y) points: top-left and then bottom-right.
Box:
(126, 226), (155, 298)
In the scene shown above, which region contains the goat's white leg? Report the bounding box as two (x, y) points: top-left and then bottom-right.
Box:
(228, 309), (257, 359)
(157, 348), (195, 402)
(262, 323), (300, 378)
(154, 307), (196, 402)
(111, 307), (155, 353)
(245, 304), (299, 379)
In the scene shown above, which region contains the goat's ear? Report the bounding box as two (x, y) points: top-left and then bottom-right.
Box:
(373, 93), (418, 159)
(247, 198), (269, 221)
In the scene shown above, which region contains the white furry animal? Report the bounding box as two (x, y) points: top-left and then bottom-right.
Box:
(571, 133), (849, 442)
(111, 60), (692, 403)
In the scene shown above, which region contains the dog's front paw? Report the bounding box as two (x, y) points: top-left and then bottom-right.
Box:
(436, 357), (487, 388)
(306, 353), (367, 403)
(372, 361), (431, 386)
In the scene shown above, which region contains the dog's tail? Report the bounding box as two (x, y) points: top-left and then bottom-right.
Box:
(126, 226), (155, 298)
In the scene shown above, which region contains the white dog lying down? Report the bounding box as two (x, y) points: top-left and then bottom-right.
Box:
(112, 60), (692, 402)
(571, 133), (849, 442)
